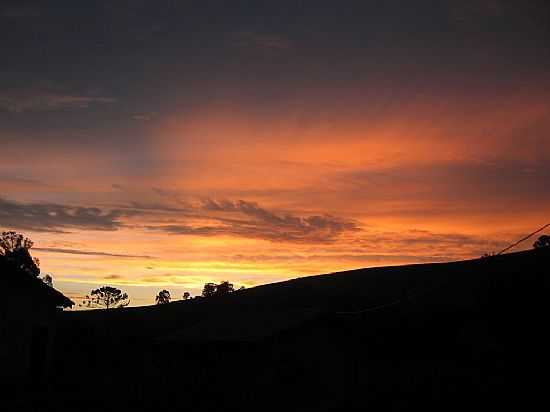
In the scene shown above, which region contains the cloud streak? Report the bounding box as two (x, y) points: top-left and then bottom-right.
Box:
(1, 195), (359, 244)
(0, 197), (138, 232)
(149, 199), (360, 243)
(34, 247), (154, 259)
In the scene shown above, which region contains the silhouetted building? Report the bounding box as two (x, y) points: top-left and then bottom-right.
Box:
(0, 255), (73, 386)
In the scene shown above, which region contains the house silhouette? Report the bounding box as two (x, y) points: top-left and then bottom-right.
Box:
(0, 255), (73, 388)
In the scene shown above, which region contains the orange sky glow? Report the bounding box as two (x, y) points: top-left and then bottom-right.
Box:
(2, 1), (549, 307)
(4, 85), (548, 306)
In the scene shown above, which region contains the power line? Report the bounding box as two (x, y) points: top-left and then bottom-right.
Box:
(497, 222), (550, 255)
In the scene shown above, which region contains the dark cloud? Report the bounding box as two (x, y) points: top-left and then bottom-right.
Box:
(103, 274), (122, 280)
(34, 247), (153, 259)
(150, 199), (360, 243)
(111, 183), (125, 191)
(127, 201), (191, 214)
(0, 197), (138, 232)
(149, 225), (222, 236)
(1, 194), (359, 242)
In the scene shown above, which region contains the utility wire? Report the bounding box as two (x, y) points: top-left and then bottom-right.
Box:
(497, 222), (550, 255)
(337, 223), (550, 316)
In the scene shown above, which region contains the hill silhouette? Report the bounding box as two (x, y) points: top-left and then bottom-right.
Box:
(61, 247), (549, 340)
(9, 248), (550, 411)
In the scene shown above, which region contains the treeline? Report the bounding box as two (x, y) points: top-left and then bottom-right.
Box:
(80, 280), (245, 309)
(153, 280), (245, 305)
(5, 230), (550, 311)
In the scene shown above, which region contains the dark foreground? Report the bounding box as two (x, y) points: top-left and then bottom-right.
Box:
(6, 248), (550, 411)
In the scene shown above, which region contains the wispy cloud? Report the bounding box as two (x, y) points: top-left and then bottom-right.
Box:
(111, 184), (125, 191)
(352, 229), (508, 257)
(103, 274), (122, 280)
(0, 197), (138, 232)
(149, 199), (360, 243)
(1, 195), (358, 243)
(34, 247), (154, 259)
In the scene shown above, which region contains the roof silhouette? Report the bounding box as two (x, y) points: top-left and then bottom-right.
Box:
(1, 255), (73, 308)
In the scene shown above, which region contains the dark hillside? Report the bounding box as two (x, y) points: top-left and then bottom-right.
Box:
(18, 248), (550, 411)
(60, 247), (549, 341)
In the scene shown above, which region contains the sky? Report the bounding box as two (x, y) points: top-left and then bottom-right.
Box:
(1, 0), (549, 307)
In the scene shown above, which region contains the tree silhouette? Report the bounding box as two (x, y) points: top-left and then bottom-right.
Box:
(201, 281), (235, 298)
(0, 231), (40, 276)
(216, 280), (234, 296)
(0, 231), (34, 252)
(481, 252), (495, 259)
(182, 292), (191, 300)
(155, 289), (171, 304)
(42, 273), (53, 287)
(202, 283), (217, 297)
(82, 286), (130, 309)
(534, 235), (550, 249)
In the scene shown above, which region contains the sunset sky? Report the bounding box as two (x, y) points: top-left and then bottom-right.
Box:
(1, 1), (549, 306)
